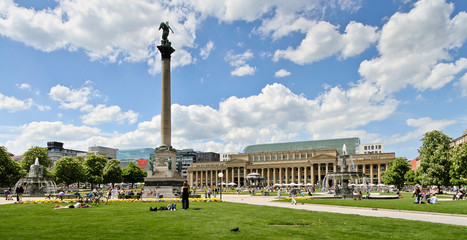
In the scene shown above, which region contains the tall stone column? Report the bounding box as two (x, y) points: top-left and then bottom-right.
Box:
(144, 41), (184, 196)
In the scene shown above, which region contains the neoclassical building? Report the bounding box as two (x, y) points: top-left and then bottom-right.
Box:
(187, 138), (396, 187)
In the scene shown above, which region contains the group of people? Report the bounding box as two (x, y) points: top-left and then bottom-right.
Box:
(5, 184), (25, 202)
(413, 186), (438, 204)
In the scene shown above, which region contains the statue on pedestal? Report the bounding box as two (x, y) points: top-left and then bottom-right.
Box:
(159, 21), (174, 46)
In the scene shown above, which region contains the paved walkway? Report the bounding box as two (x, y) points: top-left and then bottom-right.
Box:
(221, 194), (467, 226)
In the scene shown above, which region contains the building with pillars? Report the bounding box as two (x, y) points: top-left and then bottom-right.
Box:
(187, 138), (395, 187)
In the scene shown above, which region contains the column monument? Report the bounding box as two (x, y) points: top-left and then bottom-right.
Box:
(144, 21), (184, 198)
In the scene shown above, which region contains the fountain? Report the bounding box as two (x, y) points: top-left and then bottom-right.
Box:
(322, 144), (369, 199)
(14, 158), (57, 196)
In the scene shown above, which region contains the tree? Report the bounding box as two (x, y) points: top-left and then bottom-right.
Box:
(449, 143), (467, 186)
(381, 157), (411, 189)
(122, 162), (147, 188)
(21, 146), (51, 172)
(103, 159), (123, 188)
(84, 154), (107, 189)
(0, 146), (22, 187)
(52, 157), (85, 188)
(416, 130), (452, 188)
(404, 170), (417, 186)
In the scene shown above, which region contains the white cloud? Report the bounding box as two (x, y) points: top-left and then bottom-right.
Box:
(49, 84), (94, 110)
(81, 105), (139, 125)
(49, 83), (138, 125)
(3, 82), (399, 155)
(275, 69), (291, 78)
(0, 93), (33, 112)
(386, 117), (457, 144)
(358, 0), (467, 96)
(231, 65), (256, 76)
(0, 0), (363, 74)
(225, 50), (256, 76)
(0, 0), (198, 74)
(273, 20), (378, 65)
(457, 73), (467, 97)
(200, 40), (215, 60)
(3, 121), (102, 154)
(16, 83), (31, 90)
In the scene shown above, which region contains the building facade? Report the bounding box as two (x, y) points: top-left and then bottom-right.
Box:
(117, 148), (155, 172)
(196, 152), (220, 162)
(359, 143), (384, 154)
(188, 139), (394, 188)
(176, 149), (197, 178)
(88, 146), (118, 160)
(47, 141), (87, 165)
(450, 129), (467, 148)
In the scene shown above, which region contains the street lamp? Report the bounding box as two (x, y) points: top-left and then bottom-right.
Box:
(218, 172), (224, 201)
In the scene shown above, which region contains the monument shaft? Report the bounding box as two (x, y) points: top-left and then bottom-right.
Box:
(161, 57), (171, 146)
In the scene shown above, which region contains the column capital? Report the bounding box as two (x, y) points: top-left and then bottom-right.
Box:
(157, 45), (175, 59)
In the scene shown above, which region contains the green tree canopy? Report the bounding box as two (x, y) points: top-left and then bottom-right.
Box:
(52, 157), (85, 187)
(21, 146), (51, 171)
(404, 170), (417, 186)
(381, 157), (411, 189)
(103, 159), (123, 187)
(122, 162), (147, 188)
(416, 130), (452, 187)
(0, 146), (22, 187)
(449, 143), (467, 186)
(84, 154), (107, 188)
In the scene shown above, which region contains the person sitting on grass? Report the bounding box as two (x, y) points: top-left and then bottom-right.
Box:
(54, 200), (91, 209)
(428, 194), (438, 204)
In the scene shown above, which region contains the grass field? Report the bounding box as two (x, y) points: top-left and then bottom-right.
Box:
(0, 201), (465, 240)
(287, 193), (467, 215)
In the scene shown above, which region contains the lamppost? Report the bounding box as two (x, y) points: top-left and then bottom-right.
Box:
(218, 172), (223, 201)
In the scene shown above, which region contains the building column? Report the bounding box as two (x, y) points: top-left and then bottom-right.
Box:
(291, 167), (295, 183)
(370, 164), (374, 184)
(225, 168), (229, 185)
(304, 167), (308, 185)
(231, 167), (235, 183)
(237, 167), (241, 186)
(311, 165), (315, 185)
(243, 167), (247, 185)
(285, 167), (289, 184)
(318, 164), (321, 185)
(267, 168), (270, 186)
(273, 168), (277, 185)
(189, 171), (193, 186)
(279, 168), (282, 184)
(377, 164), (381, 184)
(298, 167), (302, 184)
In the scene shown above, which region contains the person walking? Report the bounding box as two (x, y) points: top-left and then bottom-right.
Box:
(181, 180), (190, 210)
(290, 187), (298, 205)
(15, 184), (24, 202)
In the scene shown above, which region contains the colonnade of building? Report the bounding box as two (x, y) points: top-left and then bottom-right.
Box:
(188, 151), (394, 188)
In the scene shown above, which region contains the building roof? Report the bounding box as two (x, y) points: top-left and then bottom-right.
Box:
(243, 138), (360, 155)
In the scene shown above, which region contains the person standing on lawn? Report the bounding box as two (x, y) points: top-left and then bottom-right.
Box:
(181, 180), (190, 210)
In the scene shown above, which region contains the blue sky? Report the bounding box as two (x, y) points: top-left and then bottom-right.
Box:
(1, 0), (466, 159)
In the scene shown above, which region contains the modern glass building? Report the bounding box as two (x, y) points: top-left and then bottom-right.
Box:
(243, 138), (360, 155)
(176, 149), (197, 178)
(117, 148), (155, 173)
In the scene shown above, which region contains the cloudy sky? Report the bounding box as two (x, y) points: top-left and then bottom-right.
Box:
(1, 0), (466, 159)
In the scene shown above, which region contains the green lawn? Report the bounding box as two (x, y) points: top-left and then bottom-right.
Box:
(0, 201), (465, 240)
(288, 193), (467, 215)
